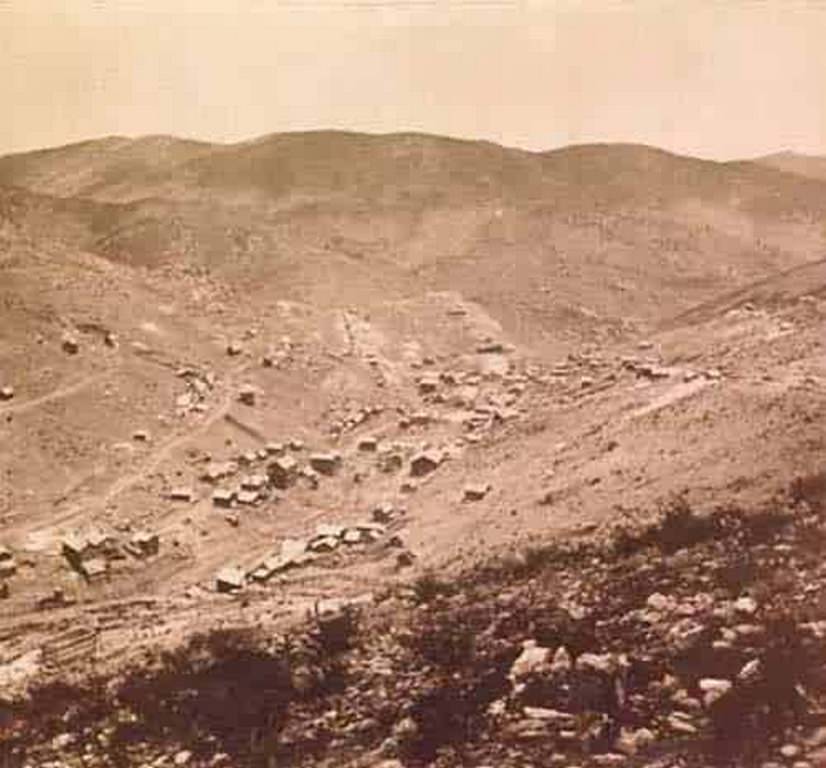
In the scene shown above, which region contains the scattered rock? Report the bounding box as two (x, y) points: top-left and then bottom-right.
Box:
(575, 652), (620, 675)
(738, 658), (761, 682)
(667, 713), (698, 735)
(615, 727), (655, 755)
(550, 645), (573, 673)
(734, 595), (758, 614)
(698, 677), (733, 707)
(509, 640), (551, 682)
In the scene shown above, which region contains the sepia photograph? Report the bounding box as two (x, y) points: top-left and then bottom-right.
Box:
(1, 1), (826, 765)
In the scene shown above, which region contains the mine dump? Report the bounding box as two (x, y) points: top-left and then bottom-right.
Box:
(2, 102), (826, 768)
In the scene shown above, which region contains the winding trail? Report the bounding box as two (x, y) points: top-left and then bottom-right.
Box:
(0, 371), (110, 418)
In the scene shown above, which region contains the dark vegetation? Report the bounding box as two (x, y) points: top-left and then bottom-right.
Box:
(4, 479), (826, 766)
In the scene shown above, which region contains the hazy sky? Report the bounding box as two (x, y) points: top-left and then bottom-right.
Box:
(1, 0), (825, 159)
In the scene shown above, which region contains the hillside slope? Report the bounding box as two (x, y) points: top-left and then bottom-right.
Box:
(2, 133), (826, 350)
(756, 150), (826, 183)
(1, 132), (826, 767)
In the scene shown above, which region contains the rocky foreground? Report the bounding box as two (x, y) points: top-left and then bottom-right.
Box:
(2, 475), (826, 768)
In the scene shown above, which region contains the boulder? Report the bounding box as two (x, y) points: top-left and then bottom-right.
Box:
(0, 386), (14, 401)
(550, 645), (573, 673)
(575, 652), (622, 675)
(509, 640), (551, 682)
(699, 677), (732, 707)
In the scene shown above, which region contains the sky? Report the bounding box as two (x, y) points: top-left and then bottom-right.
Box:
(1, 0), (825, 159)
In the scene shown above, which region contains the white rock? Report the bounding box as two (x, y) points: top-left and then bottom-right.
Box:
(51, 732), (75, 749)
(550, 645), (573, 673)
(780, 744), (801, 759)
(508, 640), (551, 682)
(575, 652), (618, 675)
(734, 595), (758, 614)
(738, 658), (761, 682)
(646, 592), (673, 612)
(699, 677), (732, 707)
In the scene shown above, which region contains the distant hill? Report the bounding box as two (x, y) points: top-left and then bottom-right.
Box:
(2, 131), (826, 349)
(3, 132), (826, 213)
(755, 150), (826, 183)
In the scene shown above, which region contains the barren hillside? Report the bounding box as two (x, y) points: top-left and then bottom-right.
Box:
(1, 132), (826, 767)
(756, 150), (826, 183)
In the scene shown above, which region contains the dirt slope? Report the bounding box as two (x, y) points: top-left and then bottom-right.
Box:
(1, 131), (825, 766)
